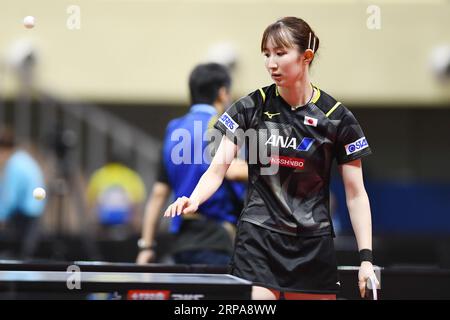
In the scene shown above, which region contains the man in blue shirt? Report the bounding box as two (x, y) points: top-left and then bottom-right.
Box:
(137, 63), (247, 265)
(0, 127), (46, 258)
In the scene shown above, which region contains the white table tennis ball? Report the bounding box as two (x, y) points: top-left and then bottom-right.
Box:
(33, 187), (46, 200)
(23, 16), (35, 29)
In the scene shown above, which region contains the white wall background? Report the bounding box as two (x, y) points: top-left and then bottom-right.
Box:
(0, 0), (449, 105)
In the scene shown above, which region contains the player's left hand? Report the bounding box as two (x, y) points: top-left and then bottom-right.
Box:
(358, 261), (379, 298)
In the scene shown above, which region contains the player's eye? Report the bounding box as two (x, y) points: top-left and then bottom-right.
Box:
(263, 52), (270, 58)
(276, 51), (286, 56)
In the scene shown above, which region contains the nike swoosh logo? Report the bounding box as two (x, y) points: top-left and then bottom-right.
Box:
(264, 111), (281, 119)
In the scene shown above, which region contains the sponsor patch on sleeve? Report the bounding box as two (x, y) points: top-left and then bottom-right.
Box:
(218, 112), (239, 133)
(345, 137), (369, 155)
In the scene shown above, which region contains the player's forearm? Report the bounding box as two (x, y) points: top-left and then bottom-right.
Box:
(190, 165), (227, 207)
(346, 192), (372, 251)
(189, 136), (236, 206)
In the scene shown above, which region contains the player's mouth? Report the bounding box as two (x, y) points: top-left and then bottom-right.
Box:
(271, 73), (282, 80)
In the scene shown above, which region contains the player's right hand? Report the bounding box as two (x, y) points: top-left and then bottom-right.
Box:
(136, 249), (155, 265)
(164, 196), (199, 218)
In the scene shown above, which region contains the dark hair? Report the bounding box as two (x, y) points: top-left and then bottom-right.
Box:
(261, 17), (320, 63)
(0, 126), (15, 149)
(189, 63), (231, 105)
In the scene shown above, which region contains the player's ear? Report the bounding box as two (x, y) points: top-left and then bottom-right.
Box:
(304, 49), (315, 65)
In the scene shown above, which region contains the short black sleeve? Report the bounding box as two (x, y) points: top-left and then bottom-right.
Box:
(335, 109), (372, 164)
(213, 92), (261, 146)
(213, 98), (247, 146)
(156, 154), (169, 184)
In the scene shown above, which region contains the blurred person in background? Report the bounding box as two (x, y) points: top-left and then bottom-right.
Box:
(86, 151), (146, 241)
(0, 126), (46, 259)
(136, 63), (247, 266)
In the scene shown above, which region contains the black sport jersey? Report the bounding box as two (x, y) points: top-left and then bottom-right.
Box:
(214, 84), (372, 237)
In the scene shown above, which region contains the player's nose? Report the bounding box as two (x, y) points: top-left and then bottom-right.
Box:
(265, 55), (278, 70)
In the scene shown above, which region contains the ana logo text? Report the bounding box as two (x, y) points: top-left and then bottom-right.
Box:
(265, 135), (314, 152)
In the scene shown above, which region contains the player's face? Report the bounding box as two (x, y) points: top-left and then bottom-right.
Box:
(263, 39), (306, 87)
